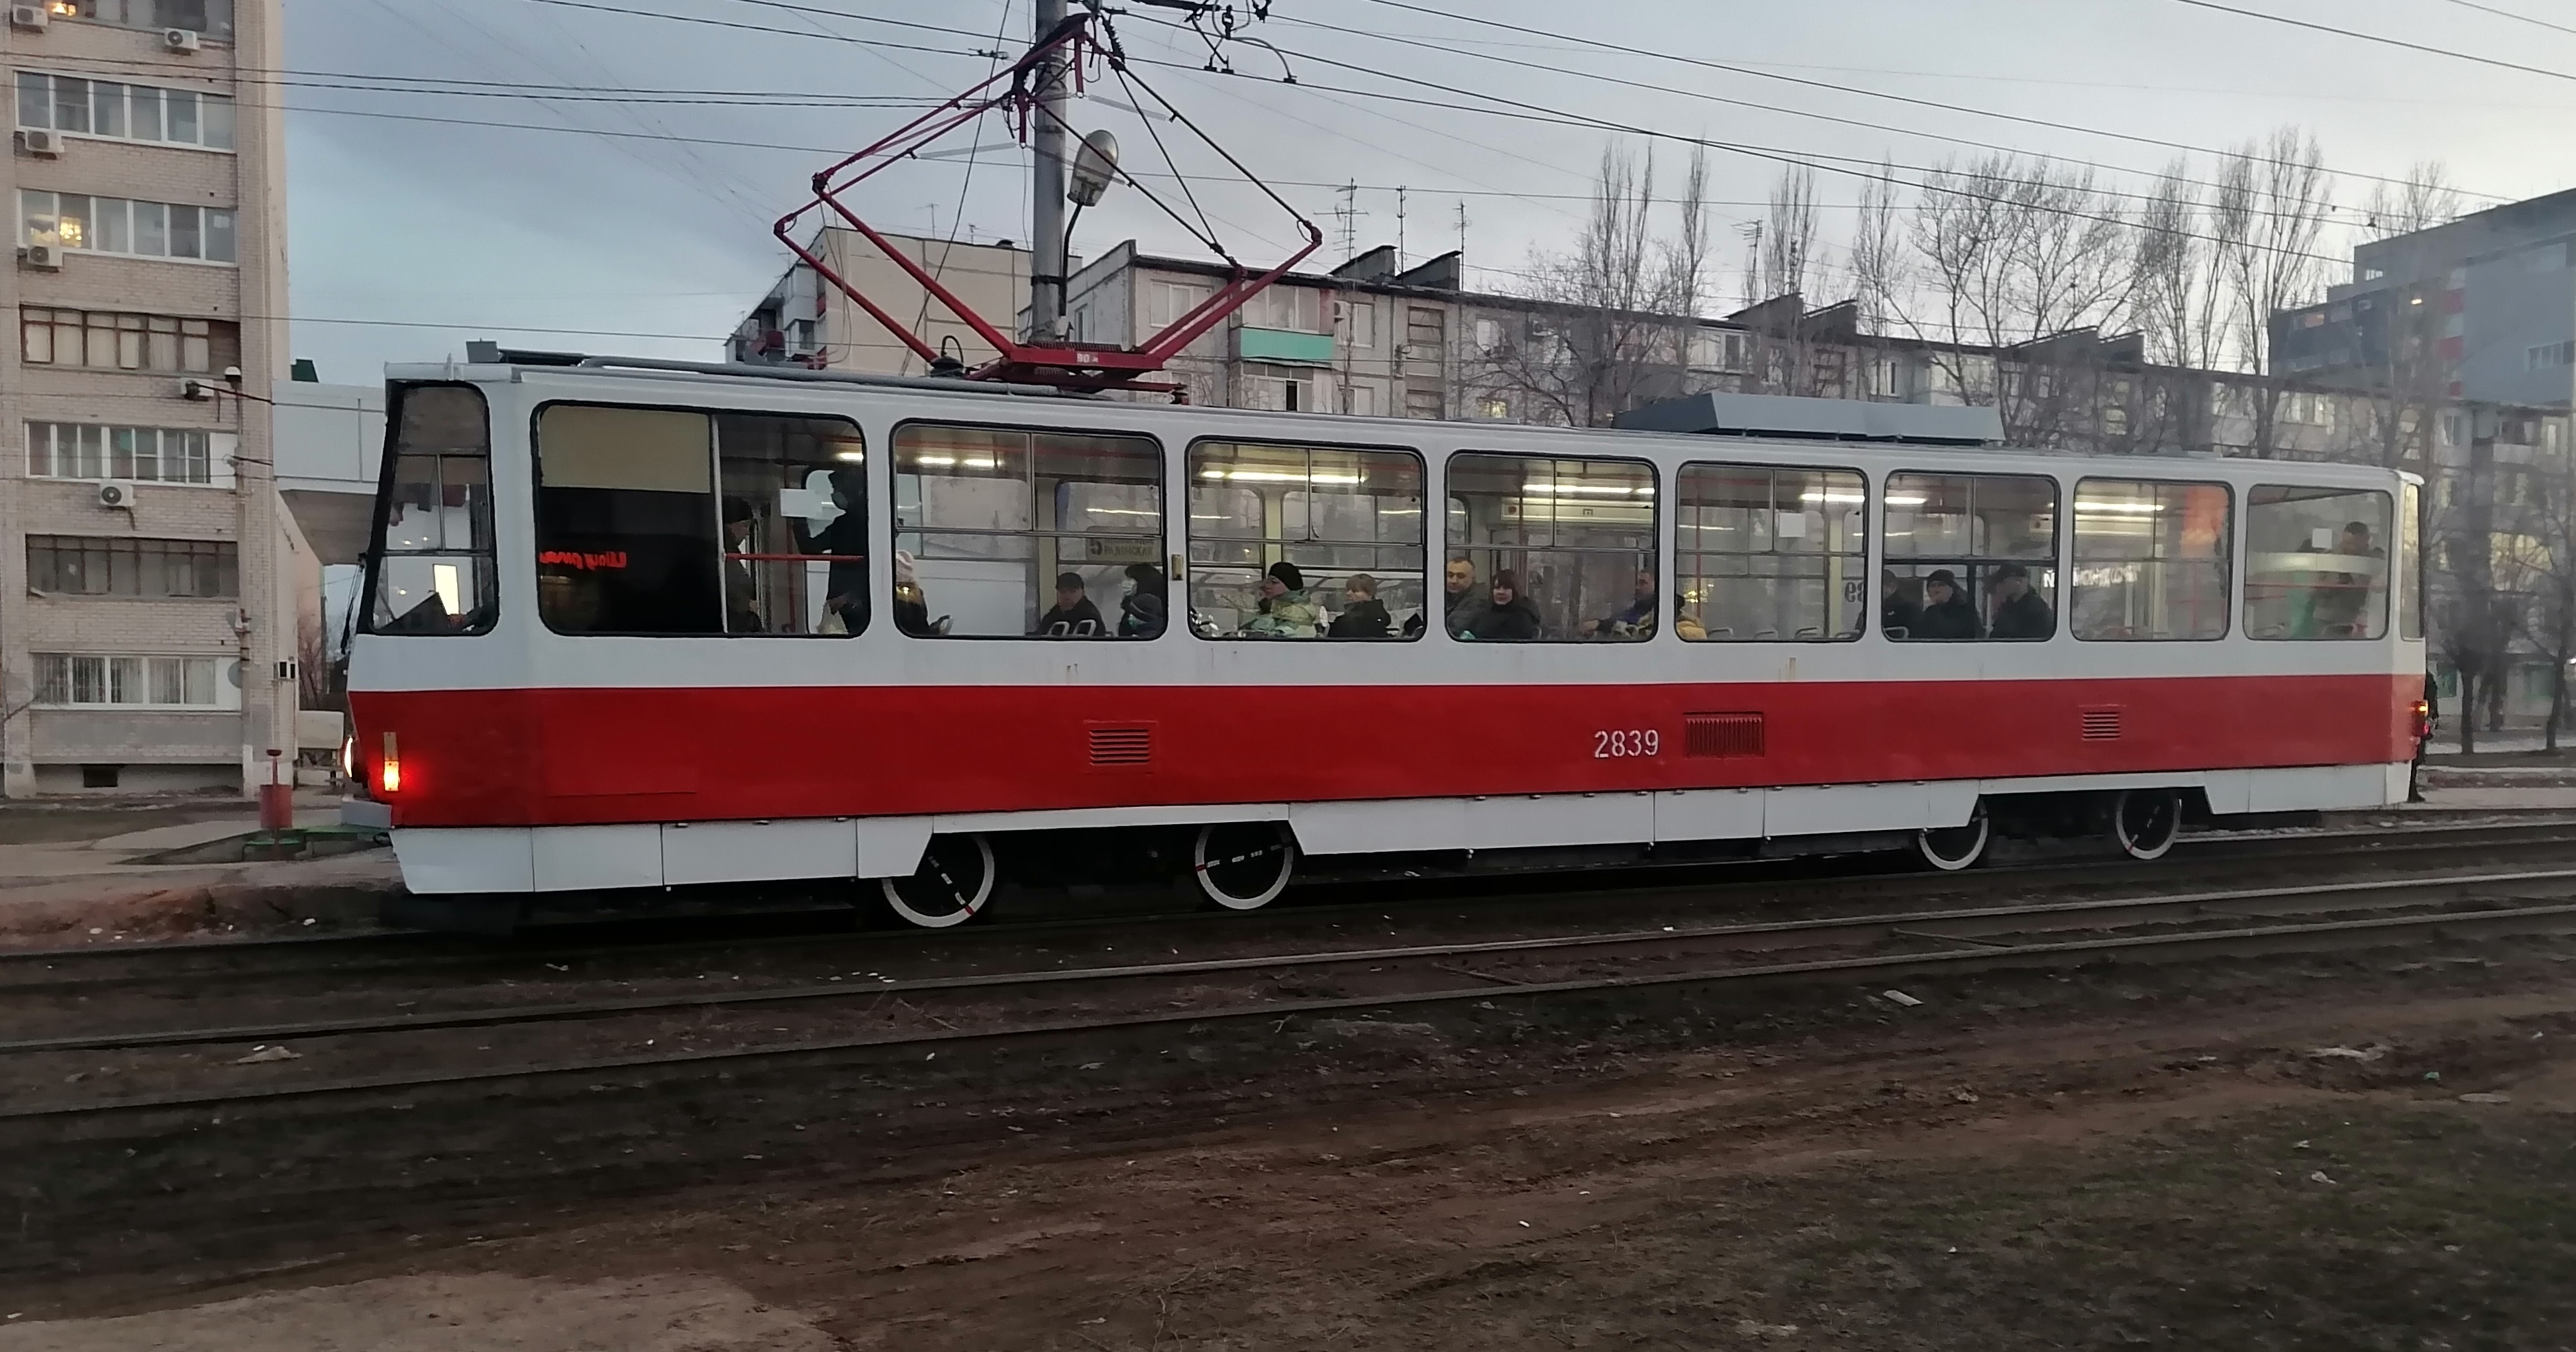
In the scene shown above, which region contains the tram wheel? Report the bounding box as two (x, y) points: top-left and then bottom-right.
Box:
(878, 834), (996, 929)
(2111, 788), (2184, 861)
(1914, 804), (1990, 872)
(1192, 821), (1297, 911)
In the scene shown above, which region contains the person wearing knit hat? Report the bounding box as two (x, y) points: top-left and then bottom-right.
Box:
(1239, 560), (1323, 637)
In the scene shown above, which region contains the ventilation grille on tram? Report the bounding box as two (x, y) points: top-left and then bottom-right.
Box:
(2081, 708), (2124, 741)
(1684, 711), (1766, 758)
(1089, 725), (1155, 766)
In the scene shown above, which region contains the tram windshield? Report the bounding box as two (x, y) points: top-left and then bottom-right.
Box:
(365, 384), (496, 637)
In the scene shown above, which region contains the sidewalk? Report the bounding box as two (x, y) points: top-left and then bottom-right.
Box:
(0, 794), (401, 947)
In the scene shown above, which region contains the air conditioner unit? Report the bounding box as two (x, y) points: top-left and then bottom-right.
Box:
(8, 5), (48, 31)
(19, 243), (63, 271)
(162, 26), (199, 52)
(97, 480), (138, 509)
(15, 129), (64, 158)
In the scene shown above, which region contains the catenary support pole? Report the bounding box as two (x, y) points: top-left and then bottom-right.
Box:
(1029, 0), (1070, 342)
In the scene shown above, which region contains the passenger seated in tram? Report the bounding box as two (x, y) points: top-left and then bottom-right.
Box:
(1910, 568), (1983, 641)
(1466, 570), (1543, 642)
(1239, 561), (1323, 638)
(1118, 563), (1167, 639)
(721, 497), (762, 633)
(1880, 568), (1922, 637)
(1034, 571), (1107, 637)
(1580, 569), (1658, 640)
(1443, 557), (1494, 637)
(1986, 562), (2055, 641)
(1327, 573), (1392, 639)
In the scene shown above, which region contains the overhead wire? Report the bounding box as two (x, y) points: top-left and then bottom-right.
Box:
(2440, 0), (2576, 38)
(2161, 0), (2576, 85)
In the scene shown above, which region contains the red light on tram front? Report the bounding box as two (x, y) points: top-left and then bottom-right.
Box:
(380, 731), (402, 795)
(2410, 700), (2432, 743)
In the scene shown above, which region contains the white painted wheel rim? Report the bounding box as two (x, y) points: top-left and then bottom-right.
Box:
(1193, 822), (1296, 910)
(2113, 790), (2181, 862)
(1916, 808), (1989, 872)
(880, 835), (996, 929)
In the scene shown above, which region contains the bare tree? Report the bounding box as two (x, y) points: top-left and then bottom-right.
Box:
(2214, 127), (2335, 456)
(1480, 142), (1710, 427)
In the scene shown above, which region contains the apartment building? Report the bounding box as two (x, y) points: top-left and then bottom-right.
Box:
(731, 227), (1029, 378)
(0, 0), (298, 797)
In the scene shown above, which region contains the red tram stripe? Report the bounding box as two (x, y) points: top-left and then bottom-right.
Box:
(350, 676), (2416, 829)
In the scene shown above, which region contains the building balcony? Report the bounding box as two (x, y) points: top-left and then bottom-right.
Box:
(1233, 327), (1334, 366)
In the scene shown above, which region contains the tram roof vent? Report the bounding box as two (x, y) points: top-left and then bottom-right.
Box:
(1615, 392), (2004, 446)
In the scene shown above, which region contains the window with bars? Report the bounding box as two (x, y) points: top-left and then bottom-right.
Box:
(23, 309), (237, 374)
(27, 423), (220, 484)
(19, 190), (237, 264)
(15, 72), (237, 150)
(32, 653), (227, 709)
(28, 536), (237, 598)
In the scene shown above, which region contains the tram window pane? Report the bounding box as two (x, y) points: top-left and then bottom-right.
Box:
(1445, 453), (1657, 643)
(1675, 464), (1866, 643)
(2071, 479), (2232, 641)
(1188, 441), (1425, 640)
(532, 405), (723, 637)
(2245, 484), (2391, 640)
(893, 423), (1162, 639)
(364, 385), (497, 636)
(2399, 481), (2423, 641)
(1883, 472), (2058, 642)
(714, 414), (867, 637)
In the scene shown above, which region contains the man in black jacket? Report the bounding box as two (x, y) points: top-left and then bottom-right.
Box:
(1034, 571), (1106, 637)
(1986, 562), (2055, 641)
(1910, 569), (1981, 641)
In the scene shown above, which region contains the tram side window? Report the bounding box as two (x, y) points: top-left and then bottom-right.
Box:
(1882, 472), (2058, 642)
(2245, 484), (2392, 640)
(1188, 441), (1425, 640)
(1675, 464), (1867, 642)
(2071, 479), (2232, 641)
(533, 405), (723, 636)
(715, 415), (868, 636)
(366, 384), (497, 636)
(893, 424), (1162, 639)
(1445, 454), (1657, 643)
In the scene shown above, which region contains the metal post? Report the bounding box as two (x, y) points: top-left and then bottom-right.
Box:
(1029, 0), (1070, 343)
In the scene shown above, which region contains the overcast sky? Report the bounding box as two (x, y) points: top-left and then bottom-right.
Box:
(283, 0), (2576, 383)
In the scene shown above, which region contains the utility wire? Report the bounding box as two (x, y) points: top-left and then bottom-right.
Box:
(2163, 0), (2576, 84)
(2443, 0), (2576, 38)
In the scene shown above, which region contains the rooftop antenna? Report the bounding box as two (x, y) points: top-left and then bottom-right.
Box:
(1396, 185), (1408, 273)
(1455, 199), (1469, 271)
(1331, 180), (1362, 262)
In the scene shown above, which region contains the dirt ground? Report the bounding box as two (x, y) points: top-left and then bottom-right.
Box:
(7, 937), (2575, 1350)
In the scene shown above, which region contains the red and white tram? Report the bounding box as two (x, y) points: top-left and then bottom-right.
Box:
(346, 354), (2427, 927)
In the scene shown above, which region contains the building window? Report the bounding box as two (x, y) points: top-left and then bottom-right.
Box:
(1341, 383), (1378, 417)
(894, 423), (1163, 639)
(1405, 305), (1445, 352)
(1474, 318), (1503, 353)
(2070, 480), (2231, 641)
(1241, 284), (1323, 333)
(56, 1), (233, 38)
(1403, 384), (1443, 419)
(23, 309), (238, 373)
(2529, 340), (2575, 372)
(1338, 299), (1376, 349)
(28, 535), (237, 598)
(33, 653), (231, 709)
(1188, 440), (1424, 640)
(28, 423), (221, 484)
(1241, 364), (1319, 413)
(20, 190), (237, 264)
(16, 72), (236, 150)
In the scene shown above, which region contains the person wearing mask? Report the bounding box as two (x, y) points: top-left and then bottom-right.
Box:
(1443, 556), (1494, 638)
(1580, 568), (1659, 640)
(1327, 572), (1393, 638)
(1880, 568), (1922, 637)
(1118, 562), (1168, 639)
(790, 466), (869, 635)
(1239, 561), (1323, 637)
(1910, 568), (1981, 641)
(1986, 562), (2055, 641)
(1468, 569), (1543, 642)
(1034, 571), (1106, 637)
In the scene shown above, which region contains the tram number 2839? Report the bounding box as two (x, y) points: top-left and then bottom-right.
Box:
(1593, 729), (1662, 758)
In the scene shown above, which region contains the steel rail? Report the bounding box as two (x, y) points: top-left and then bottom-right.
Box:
(11, 898), (2576, 1123)
(11, 866), (2573, 1058)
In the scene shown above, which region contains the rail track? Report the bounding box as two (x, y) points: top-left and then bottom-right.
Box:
(12, 855), (2576, 1123)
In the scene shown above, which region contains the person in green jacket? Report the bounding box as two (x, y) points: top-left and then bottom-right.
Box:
(1239, 561), (1323, 638)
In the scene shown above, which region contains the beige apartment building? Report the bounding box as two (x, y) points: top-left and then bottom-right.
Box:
(733, 227), (1029, 378)
(0, 0), (301, 797)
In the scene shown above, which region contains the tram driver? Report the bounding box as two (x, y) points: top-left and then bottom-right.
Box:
(1035, 571), (1107, 637)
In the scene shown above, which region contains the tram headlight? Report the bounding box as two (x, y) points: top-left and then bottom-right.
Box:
(339, 733), (355, 782)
